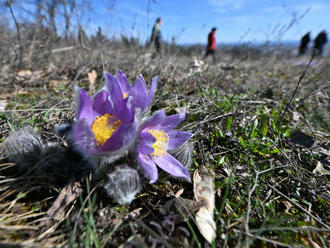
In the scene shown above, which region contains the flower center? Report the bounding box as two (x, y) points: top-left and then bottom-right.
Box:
(92, 114), (122, 146)
(123, 92), (128, 99)
(147, 129), (169, 157)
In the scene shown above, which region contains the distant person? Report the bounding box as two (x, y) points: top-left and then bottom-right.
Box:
(298, 32), (310, 55)
(204, 27), (217, 63)
(150, 17), (162, 54)
(313, 31), (328, 56)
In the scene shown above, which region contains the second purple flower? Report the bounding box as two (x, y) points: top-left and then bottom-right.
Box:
(137, 110), (193, 183)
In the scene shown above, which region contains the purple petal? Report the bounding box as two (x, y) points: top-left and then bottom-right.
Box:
(112, 97), (133, 124)
(139, 131), (156, 155)
(141, 110), (165, 130)
(100, 123), (136, 152)
(117, 70), (130, 93)
(104, 71), (134, 124)
(77, 89), (97, 126)
(138, 153), (158, 183)
(161, 110), (186, 130)
(120, 122), (137, 149)
(153, 153), (190, 180)
(104, 72), (124, 103)
(92, 90), (113, 115)
(72, 119), (98, 155)
(146, 76), (158, 106)
(167, 130), (193, 149)
(130, 75), (148, 110)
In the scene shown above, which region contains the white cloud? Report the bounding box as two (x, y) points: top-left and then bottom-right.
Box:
(262, 2), (329, 16)
(291, 2), (328, 13)
(207, 0), (246, 13)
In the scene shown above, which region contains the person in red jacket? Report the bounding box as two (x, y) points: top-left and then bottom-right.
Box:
(204, 27), (217, 63)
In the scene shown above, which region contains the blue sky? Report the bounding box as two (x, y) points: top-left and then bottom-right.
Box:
(2, 0), (329, 44)
(81, 0), (329, 44)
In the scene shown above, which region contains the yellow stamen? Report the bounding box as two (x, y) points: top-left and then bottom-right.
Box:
(148, 129), (169, 157)
(91, 114), (122, 146)
(123, 92), (128, 99)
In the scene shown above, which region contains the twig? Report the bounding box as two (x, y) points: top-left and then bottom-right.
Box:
(235, 229), (294, 248)
(51, 46), (76, 53)
(0, 225), (39, 231)
(73, 0), (89, 50)
(299, 82), (330, 102)
(1, 108), (72, 113)
(279, 53), (315, 126)
(267, 183), (330, 230)
(244, 165), (290, 240)
(183, 112), (235, 129)
(6, 0), (23, 69)
(232, 99), (275, 104)
(250, 226), (330, 233)
(245, 171), (259, 237)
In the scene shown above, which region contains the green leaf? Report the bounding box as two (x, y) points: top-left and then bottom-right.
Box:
(226, 116), (233, 131)
(262, 124), (268, 137)
(216, 129), (224, 138)
(239, 136), (247, 148)
(251, 130), (258, 138)
(270, 149), (280, 154)
(217, 156), (225, 166)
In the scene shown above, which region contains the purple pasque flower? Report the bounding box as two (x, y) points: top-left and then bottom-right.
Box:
(137, 110), (193, 183)
(104, 71), (158, 113)
(71, 86), (136, 160)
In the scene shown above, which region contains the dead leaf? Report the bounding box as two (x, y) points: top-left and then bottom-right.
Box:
(31, 70), (44, 80)
(175, 188), (184, 198)
(193, 166), (216, 244)
(17, 69), (32, 77)
(281, 200), (292, 213)
(175, 107), (186, 114)
(0, 90), (28, 99)
(47, 181), (82, 222)
(49, 80), (69, 89)
(313, 161), (330, 175)
(0, 100), (7, 111)
(292, 111), (300, 124)
(17, 90), (29, 95)
(0, 93), (11, 99)
(196, 208), (216, 242)
(126, 208), (143, 220)
(160, 196), (202, 218)
(216, 188), (221, 198)
(88, 70), (97, 85)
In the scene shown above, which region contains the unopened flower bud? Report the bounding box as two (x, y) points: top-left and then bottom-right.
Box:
(4, 126), (44, 170)
(104, 165), (142, 204)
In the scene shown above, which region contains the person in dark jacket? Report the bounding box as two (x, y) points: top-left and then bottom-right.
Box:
(313, 31), (328, 56)
(150, 17), (162, 54)
(204, 27), (217, 63)
(298, 32), (310, 55)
